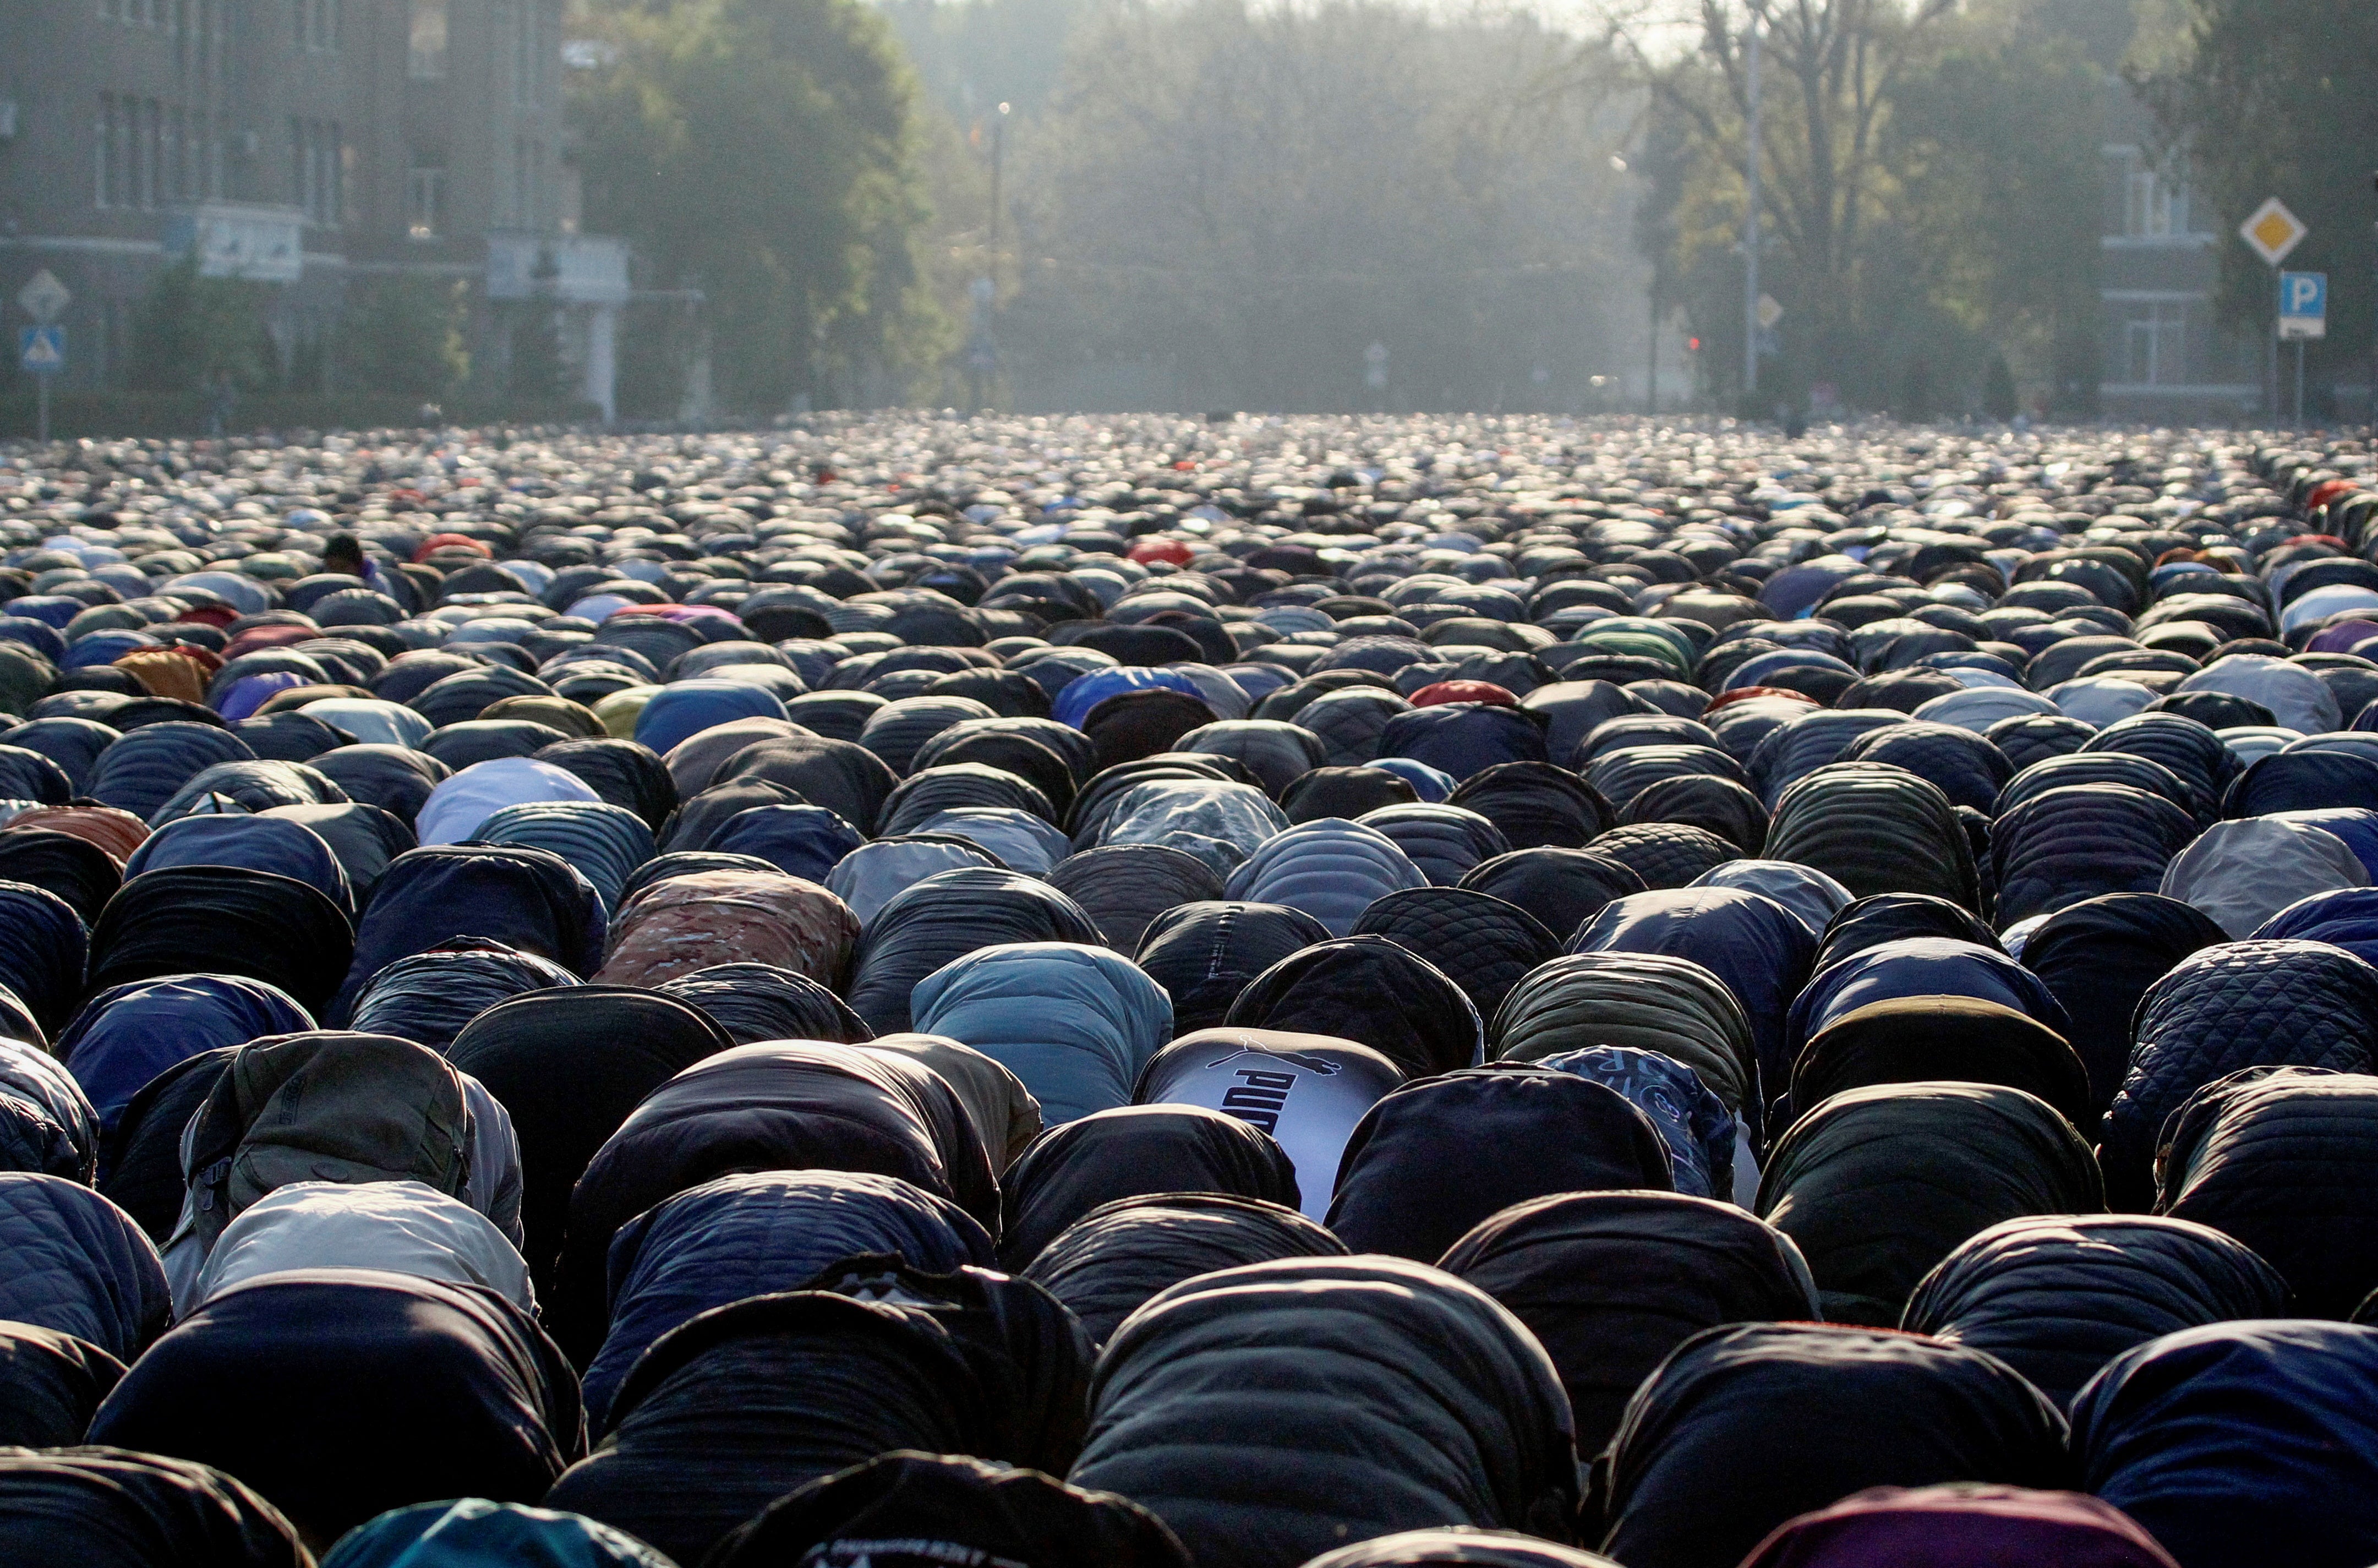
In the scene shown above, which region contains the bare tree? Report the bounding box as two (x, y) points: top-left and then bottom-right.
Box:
(1615, 0), (1955, 395)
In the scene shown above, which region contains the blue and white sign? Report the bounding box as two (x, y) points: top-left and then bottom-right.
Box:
(17, 325), (63, 375)
(2279, 271), (2327, 340)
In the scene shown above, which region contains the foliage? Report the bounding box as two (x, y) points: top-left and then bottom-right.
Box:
(571, 0), (952, 412)
(1005, 0), (1643, 412)
(341, 275), (470, 397)
(1620, 0), (2124, 416)
(2131, 0), (2378, 398)
(129, 258), (275, 395)
(1889, 26), (2106, 411)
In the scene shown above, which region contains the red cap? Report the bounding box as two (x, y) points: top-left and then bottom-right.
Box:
(1409, 680), (1517, 708)
(1128, 537), (1195, 566)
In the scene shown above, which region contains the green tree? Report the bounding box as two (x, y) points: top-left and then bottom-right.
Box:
(2133, 0), (2378, 411)
(1624, 0), (2123, 414)
(130, 256), (275, 394)
(1888, 27), (2106, 411)
(572, 0), (950, 411)
(341, 275), (469, 396)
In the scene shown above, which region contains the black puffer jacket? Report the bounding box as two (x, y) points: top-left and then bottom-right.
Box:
(2100, 939), (2378, 1209)
(845, 867), (1101, 1033)
(2158, 1065), (2378, 1316)
(1069, 1256), (1579, 1568)
(1757, 1082), (2103, 1326)
(1352, 887), (1559, 1022)
(1326, 1067), (1675, 1262)
(1459, 848), (1646, 942)
(550, 1276), (1088, 1567)
(1355, 804), (1512, 887)
(1746, 709), (1908, 807)
(1446, 762), (1610, 850)
(1438, 1190), (1817, 1458)
(2016, 893), (2228, 1121)
(1763, 763), (1978, 910)
(1223, 936), (1481, 1079)
(1837, 720), (2014, 814)
(1134, 902), (1331, 1035)
(1989, 783), (2199, 927)
(1593, 1321), (2072, 1568)
(1901, 1213), (2289, 1407)
(1020, 1193), (1347, 1345)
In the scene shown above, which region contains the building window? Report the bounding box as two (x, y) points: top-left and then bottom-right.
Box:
(2123, 162), (2187, 238)
(296, 0), (337, 50)
(290, 118), (340, 225)
(138, 98), (159, 208)
(407, 161), (446, 239)
(112, 96), (134, 207)
(94, 96), (112, 206)
(2123, 301), (2190, 385)
(408, 0), (447, 77)
(516, 2), (539, 107)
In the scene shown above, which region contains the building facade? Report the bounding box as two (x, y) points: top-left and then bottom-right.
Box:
(0, 0), (628, 415)
(2096, 88), (2264, 424)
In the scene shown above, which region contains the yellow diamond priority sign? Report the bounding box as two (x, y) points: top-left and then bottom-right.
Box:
(2240, 197), (2308, 268)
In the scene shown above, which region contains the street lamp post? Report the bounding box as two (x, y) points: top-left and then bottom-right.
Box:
(970, 101), (1012, 412)
(1742, 1), (1764, 404)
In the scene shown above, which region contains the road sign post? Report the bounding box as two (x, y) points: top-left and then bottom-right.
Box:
(2279, 271), (2327, 428)
(2241, 198), (2309, 425)
(13, 271), (70, 445)
(17, 326), (63, 444)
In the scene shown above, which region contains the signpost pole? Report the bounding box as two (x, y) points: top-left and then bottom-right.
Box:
(2242, 198), (2311, 430)
(35, 375), (46, 446)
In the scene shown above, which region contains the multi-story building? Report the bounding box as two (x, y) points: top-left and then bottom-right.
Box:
(0, 0), (629, 416)
(2096, 88), (2265, 424)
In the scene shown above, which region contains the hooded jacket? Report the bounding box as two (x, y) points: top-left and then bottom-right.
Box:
(2156, 1066), (2378, 1316)
(548, 1279), (1088, 1566)
(1492, 952), (1756, 1123)
(1020, 1192), (1346, 1345)
(0, 1447), (310, 1568)
(2100, 938), (2378, 1209)
(89, 1267), (582, 1546)
(1071, 1256), (1579, 1568)
(447, 987), (734, 1288)
(1222, 818), (1430, 936)
(1594, 1323), (2073, 1568)
(582, 1168), (994, 1432)
(555, 1041), (997, 1353)
(1757, 1082), (2102, 1325)
(329, 844), (603, 1023)
(1438, 1190), (1817, 1459)
(0, 1171), (168, 1361)
(2018, 894), (2228, 1118)
(998, 1105), (1300, 1270)
(1901, 1213), (2289, 1408)
(1224, 936), (1482, 1079)
(2071, 1320), (2378, 1568)
(1459, 848), (1646, 941)
(846, 868), (1101, 1034)
(1326, 1067), (1674, 1261)
(911, 941), (1173, 1126)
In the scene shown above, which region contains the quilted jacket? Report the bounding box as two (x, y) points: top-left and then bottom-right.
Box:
(2101, 940), (2378, 1208)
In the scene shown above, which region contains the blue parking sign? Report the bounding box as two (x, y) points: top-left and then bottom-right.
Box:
(17, 325), (63, 374)
(2279, 272), (2327, 340)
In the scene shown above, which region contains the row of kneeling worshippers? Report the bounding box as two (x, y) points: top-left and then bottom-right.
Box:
(0, 417), (2375, 1566)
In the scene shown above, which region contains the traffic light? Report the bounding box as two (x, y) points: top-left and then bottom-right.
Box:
(1686, 337), (1702, 353)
